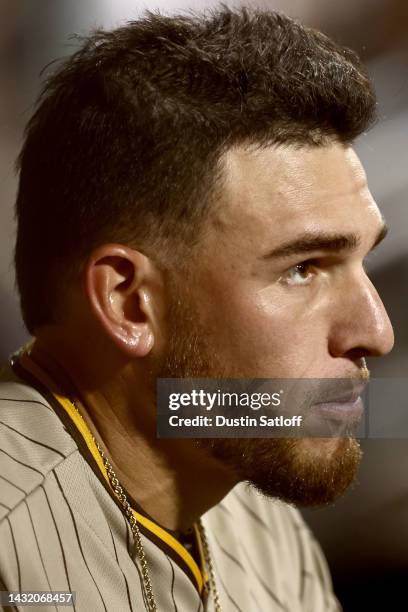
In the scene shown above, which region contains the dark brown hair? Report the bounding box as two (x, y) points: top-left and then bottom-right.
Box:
(14, 6), (376, 333)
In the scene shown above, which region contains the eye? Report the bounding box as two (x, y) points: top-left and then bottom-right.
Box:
(280, 260), (316, 286)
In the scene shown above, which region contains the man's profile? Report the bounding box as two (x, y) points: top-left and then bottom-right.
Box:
(0, 7), (394, 611)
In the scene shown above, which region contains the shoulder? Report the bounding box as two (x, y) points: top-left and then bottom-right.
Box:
(0, 366), (77, 522)
(205, 483), (342, 611)
(209, 482), (312, 561)
(212, 481), (309, 535)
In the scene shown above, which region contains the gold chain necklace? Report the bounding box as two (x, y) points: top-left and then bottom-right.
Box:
(14, 350), (222, 611)
(69, 399), (222, 612)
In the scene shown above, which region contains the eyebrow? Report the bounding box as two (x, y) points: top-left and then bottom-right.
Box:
(261, 223), (388, 260)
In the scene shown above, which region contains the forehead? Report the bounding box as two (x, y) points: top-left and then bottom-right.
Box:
(210, 142), (381, 248)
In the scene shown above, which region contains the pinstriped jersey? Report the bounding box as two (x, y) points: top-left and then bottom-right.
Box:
(0, 360), (341, 611)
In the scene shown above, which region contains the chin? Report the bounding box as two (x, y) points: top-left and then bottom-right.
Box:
(296, 436), (353, 458)
(205, 436), (362, 507)
(251, 437), (362, 507)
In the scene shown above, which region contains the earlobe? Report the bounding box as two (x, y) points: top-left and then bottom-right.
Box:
(125, 326), (155, 356)
(83, 245), (156, 358)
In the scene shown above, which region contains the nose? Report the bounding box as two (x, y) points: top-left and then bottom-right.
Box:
(329, 272), (394, 360)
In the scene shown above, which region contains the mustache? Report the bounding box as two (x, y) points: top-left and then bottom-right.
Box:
(313, 361), (370, 404)
(311, 377), (368, 405)
(243, 368), (370, 407)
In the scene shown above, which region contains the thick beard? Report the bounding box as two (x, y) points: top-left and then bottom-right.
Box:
(158, 278), (362, 507)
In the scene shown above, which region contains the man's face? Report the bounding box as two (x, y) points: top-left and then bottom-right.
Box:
(160, 141), (394, 505)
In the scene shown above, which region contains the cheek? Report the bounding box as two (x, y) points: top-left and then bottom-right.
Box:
(245, 296), (309, 356)
(207, 283), (331, 376)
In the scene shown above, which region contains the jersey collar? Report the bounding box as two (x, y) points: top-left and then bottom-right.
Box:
(14, 350), (206, 595)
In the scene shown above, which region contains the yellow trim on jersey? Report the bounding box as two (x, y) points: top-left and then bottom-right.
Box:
(54, 393), (110, 484)
(18, 353), (204, 594)
(55, 394), (204, 593)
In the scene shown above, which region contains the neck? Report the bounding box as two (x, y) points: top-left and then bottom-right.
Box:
(24, 338), (237, 531)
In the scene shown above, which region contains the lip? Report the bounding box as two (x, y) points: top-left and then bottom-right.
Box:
(311, 395), (364, 422)
(318, 380), (368, 405)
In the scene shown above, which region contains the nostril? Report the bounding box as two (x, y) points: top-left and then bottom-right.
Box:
(343, 348), (369, 362)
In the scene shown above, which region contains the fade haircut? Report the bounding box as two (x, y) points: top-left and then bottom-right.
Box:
(15, 6), (376, 333)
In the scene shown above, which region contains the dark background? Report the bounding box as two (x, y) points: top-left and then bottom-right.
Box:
(0, 2), (407, 610)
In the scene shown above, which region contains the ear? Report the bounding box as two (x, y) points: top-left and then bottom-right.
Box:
(83, 244), (158, 358)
